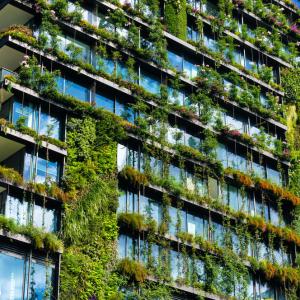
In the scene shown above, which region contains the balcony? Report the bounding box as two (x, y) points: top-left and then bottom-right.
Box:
(0, 135), (24, 166)
(0, 0), (33, 30)
(0, 37), (24, 71)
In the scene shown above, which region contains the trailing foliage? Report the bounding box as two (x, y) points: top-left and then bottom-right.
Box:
(0, 215), (63, 252)
(117, 258), (148, 283)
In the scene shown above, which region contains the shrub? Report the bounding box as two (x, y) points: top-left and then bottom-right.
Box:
(117, 258), (148, 283)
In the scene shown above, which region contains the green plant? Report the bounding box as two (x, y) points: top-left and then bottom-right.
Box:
(164, 0), (187, 40)
(0, 215), (63, 252)
(117, 258), (148, 283)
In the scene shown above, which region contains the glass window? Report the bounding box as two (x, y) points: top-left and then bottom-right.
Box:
(256, 242), (269, 261)
(167, 126), (184, 145)
(169, 165), (182, 182)
(118, 234), (127, 259)
(203, 33), (218, 52)
(266, 165), (281, 185)
(208, 177), (219, 199)
(186, 172), (196, 191)
(36, 157), (58, 183)
(216, 143), (227, 167)
(56, 76), (64, 94)
(118, 191), (127, 213)
(28, 260), (53, 300)
(64, 78), (90, 102)
(140, 69), (161, 95)
(170, 250), (179, 280)
(167, 87), (185, 105)
(4, 195), (28, 226)
(168, 51), (183, 72)
(259, 280), (275, 300)
(97, 12), (114, 31)
(33, 205), (57, 232)
(252, 161), (265, 179)
(115, 101), (135, 123)
(148, 200), (161, 224)
(187, 212), (203, 236)
(139, 194), (149, 216)
(117, 62), (133, 82)
(202, 0), (218, 16)
(148, 157), (162, 177)
(169, 206), (177, 236)
(95, 92), (114, 112)
(12, 100), (38, 131)
(187, 26), (200, 42)
(193, 258), (205, 283)
(24, 153), (59, 184)
(185, 133), (201, 149)
(127, 148), (139, 169)
(117, 144), (127, 171)
(0, 251), (24, 300)
(228, 185), (239, 211)
(183, 58), (198, 80)
(246, 192), (255, 216)
(195, 177), (207, 196)
(39, 111), (61, 140)
(23, 152), (32, 182)
(212, 221), (224, 246)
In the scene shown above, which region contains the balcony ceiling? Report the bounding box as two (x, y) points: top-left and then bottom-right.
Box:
(0, 135), (24, 162)
(0, 4), (33, 30)
(0, 45), (24, 71)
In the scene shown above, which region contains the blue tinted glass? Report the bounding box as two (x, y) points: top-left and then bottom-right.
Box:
(167, 87), (185, 105)
(5, 195), (28, 226)
(228, 185), (239, 211)
(0, 252), (24, 300)
(39, 111), (61, 140)
(36, 157), (58, 183)
(23, 152), (33, 182)
(55, 77), (64, 93)
(117, 62), (131, 81)
(267, 165), (281, 185)
(169, 206), (177, 236)
(168, 51), (183, 72)
(140, 194), (149, 215)
(44, 207), (57, 232)
(183, 59), (198, 79)
(187, 212), (203, 236)
(115, 101), (135, 123)
(169, 164), (182, 182)
(12, 100), (38, 131)
(95, 92), (114, 112)
(118, 234), (126, 259)
(212, 222), (223, 245)
(216, 143), (227, 166)
(64, 79), (89, 102)
(103, 58), (115, 75)
(33, 204), (57, 232)
(29, 261), (53, 300)
(140, 69), (161, 95)
(118, 191), (127, 213)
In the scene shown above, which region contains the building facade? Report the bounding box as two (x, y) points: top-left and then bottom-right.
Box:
(0, 0), (299, 299)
